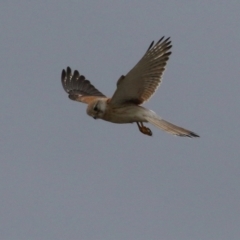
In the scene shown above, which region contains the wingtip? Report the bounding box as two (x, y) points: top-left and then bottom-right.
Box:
(73, 70), (80, 78)
(61, 69), (66, 80)
(147, 36), (172, 52)
(156, 36), (165, 44)
(147, 41), (154, 51)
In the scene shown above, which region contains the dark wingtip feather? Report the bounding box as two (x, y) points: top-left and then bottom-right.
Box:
(147, 41), (154, 51)
(73, 70), (79, 77)
(156, 36), (165, 44)
(66, 66), (71, 77)
(188, 132), (200, 138)
(164, 36), (170, 42)
(61, 69), (66, 80)
(147, 36), (172, 53)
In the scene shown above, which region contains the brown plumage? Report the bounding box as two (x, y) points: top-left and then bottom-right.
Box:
(61, 37), (199, 137)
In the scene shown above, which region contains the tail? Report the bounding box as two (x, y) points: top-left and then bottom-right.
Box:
(145, 114), (199, 138)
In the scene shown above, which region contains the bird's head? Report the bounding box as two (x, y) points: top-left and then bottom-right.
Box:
(86, 99), (107, 119)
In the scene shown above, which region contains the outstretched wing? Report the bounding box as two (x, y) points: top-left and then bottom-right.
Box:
(61, 67), (107, 104)
(110, 37), (172, 106)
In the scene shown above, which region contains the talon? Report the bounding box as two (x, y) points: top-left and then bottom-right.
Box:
(137, 122), (152, 136)
(145, 127), (152, 136)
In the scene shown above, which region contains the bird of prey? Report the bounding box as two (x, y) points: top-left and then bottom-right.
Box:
(61, 37), (199, 137)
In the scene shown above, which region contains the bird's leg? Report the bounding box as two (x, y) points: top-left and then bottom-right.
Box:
(137, 122), (152, 136)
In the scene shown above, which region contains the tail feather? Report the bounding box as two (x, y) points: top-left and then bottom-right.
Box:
(145, 115), (199, 138)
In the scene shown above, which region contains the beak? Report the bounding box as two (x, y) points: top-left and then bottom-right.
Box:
(93, 117), (97, 120)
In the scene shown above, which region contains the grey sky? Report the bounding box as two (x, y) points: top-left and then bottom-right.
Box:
(1, 1), (240, 239)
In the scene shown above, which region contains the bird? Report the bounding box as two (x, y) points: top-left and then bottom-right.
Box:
(61, 37), (199, 138)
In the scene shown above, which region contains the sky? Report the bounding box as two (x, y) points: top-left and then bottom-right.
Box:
(1, 1), (240, 240)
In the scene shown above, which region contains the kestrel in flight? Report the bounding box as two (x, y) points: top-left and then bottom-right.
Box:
(61, 37), (199, 137)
